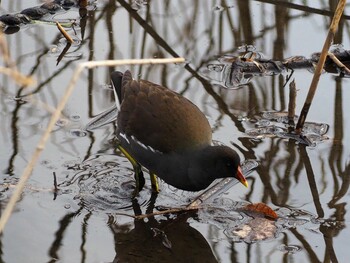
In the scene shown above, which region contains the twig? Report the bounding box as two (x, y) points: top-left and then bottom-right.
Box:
(53, 172), (58, 191)
(53, 172), (58, 201)
(327, 52), (350, 75)
(134, 206), (198, 220)
(288, 79), (297, 132)
(188, 178), (237, 208)
(0, 57), (185, 234)
(113, 212), (138, 218)
(56, 21), (74, 44)
(295, 0), (346, 133)
(113, 205), (199, 219)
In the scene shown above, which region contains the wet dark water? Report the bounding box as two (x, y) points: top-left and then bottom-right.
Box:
(1, 1), (350, 262)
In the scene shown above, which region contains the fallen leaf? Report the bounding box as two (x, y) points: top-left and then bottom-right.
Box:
(240, 202), (278, 220)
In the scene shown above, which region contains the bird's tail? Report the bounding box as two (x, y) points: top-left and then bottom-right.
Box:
(111, 70), (133, 105)
(111, 71), (124, 104)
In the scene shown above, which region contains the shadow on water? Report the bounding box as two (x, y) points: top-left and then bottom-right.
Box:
(1, 0), (350, 262)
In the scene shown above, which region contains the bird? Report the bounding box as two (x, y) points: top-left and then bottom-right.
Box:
(111, 70), (248, 195)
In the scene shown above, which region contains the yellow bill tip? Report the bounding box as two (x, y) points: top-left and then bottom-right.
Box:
(237, 166), (249, 188)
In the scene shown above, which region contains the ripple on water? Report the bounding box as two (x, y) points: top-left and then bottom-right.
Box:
(68, 129), (87, 137)
(278, 244), (302, 254)
(62, 155), (150, 213)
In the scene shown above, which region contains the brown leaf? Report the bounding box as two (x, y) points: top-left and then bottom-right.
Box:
(241, 203), (278, 220)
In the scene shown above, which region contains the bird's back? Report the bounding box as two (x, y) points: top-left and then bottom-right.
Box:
(111, 70), (212, 153)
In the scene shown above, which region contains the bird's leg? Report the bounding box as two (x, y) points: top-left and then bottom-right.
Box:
(134, 165), (145, 196)
(150, 172), (159, 193)
(116, 144), (145, 198)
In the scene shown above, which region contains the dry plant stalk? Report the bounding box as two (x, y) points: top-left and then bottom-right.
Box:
(295, 0), (346, 133)
(288, 79), (297, 131)
(0, 57), (185, 234)
(56, 22), (74, 44)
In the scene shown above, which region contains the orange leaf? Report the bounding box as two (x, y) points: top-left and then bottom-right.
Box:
(241, 203), (278, 220)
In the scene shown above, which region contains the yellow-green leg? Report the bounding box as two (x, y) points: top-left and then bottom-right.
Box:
(116, 144), (145, 197)
(150, 172), (159, 193)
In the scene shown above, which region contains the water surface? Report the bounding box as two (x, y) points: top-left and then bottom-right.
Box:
(1, 1), (350, 262)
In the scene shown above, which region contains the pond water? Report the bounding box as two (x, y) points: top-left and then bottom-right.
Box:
(1, 1), (350, 262)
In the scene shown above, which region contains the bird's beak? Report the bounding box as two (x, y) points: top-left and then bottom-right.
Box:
(236, 166), (248, 188)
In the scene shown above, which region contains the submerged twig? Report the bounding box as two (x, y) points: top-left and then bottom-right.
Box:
(188, 178), (237, 208)
(295, 0), (346, 134)
(188, 160), (258, 207)
(0, 57), (185, 234)
(134, 206), (198, 220)
(114, 205), (200, 219)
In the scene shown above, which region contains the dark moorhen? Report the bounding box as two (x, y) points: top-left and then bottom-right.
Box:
(111, 70), (248, 194)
